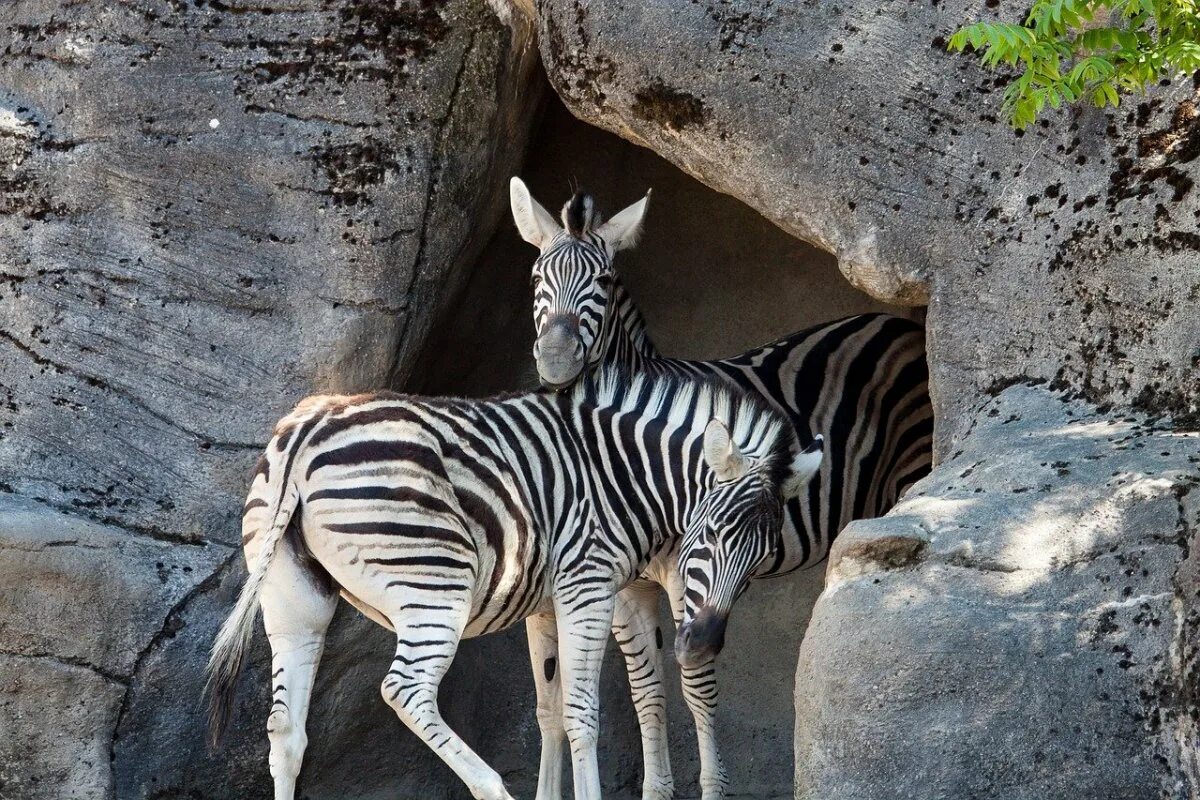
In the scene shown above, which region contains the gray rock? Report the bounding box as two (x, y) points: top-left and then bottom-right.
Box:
(4, 66), (860, 799)
(524, 0), (1200, 454)
(797, 386), (1200, 799)
(0, 2), (540, 797)
(511, 3), (1200, 795)
(0, 496), (229, 678)
(0, 0), (540, 540)
(0, 497), (233, 797)
(0, 654), (124, 800)
(4, 0), (1197, 796)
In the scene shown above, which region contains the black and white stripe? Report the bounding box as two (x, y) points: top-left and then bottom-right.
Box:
(206, 369), (819, 800)
(511, 179), (932, 800)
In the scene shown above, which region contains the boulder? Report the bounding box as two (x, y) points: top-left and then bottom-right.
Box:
(1, 655), (124, 800)
(517, 1), (1200, 796)
(525, 0), (1200, 453)
(798, 386), (1199, 799)
(0, 1), (540, 796)
(3, 0), (1197, 795)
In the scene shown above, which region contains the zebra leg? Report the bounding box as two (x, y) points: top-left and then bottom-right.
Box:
(613, 579), (673, 800)
(259, 546), (338, 799)
(554, 591), (616, 800)
(679, 659), (725, 800)
(526, 611), (566, 800)
(381, 600), (514, 800)
(665, 573), (728, 800)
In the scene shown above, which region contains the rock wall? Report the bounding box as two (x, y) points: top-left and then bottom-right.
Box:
(0, 15), (891, 793)
(802, 387), (1199, 799)
(519, 0), (1200, 797)
(0, 1), (541, 797)
(3, 0), (1197, 797)
(527, 0), (1200, 455)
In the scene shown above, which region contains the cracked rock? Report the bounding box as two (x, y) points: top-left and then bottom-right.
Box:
(0, 496), (229, 679)
(0, 654), (124, 800)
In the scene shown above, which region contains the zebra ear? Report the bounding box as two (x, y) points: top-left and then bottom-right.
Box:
(782, 435), (824, 499)
(595, 189), (651, 252)
(510, 176), (560, 249)
(703, 419), (748, 482)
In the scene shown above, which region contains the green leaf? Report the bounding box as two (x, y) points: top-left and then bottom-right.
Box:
(949, 0), (1198, 128)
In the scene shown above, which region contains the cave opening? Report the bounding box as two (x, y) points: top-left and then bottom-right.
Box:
(407, 93), (929, 799)
(415, 93), (916, 397)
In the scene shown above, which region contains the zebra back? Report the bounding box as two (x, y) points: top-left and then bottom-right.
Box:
(701, 312), (931, 571)
(236, 370), (805, 633)
(581, 262), (931, 570)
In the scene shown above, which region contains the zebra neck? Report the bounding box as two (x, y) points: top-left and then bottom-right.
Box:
(568, 398), (705, 572)
(601, 278), (660, 371)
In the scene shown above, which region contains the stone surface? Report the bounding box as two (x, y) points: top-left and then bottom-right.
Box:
(0, 496), (228, 678)
(0, 486), (235, 798)
(0, 0), (539, 541)
(0, 42), (871, 794)
(4, 0), (1197, 797)
(0, 2), (540, 797)
(3, 56), (866, 797)
(0, 654), (124, 800)
(797, 386), (1200, 799)
(525, 0), (1200, 455)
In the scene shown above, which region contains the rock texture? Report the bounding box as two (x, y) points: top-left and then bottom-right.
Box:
(527, 0), (1200, 454)
(0, 1), (540, 796)
(801, 386), (1199, 799)
(2, 39), (882, 795)
(519, 1), (1200, 796)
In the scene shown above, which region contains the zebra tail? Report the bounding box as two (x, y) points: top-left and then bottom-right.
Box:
(204, 459), (300, 750)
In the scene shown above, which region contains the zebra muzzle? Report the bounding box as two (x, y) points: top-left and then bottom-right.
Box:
(535, 317), (586, 389)
(675, 606), (728, 668)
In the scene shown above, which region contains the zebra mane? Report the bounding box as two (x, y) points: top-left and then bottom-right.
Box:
(572, 366), (798, 477)
(562, 191), (597, 238)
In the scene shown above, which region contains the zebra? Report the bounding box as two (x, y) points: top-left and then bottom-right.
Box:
(509, 177), (933, 800)
(205, 368), (824, 800)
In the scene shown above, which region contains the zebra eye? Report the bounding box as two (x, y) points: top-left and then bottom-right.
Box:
(531, 273), (542, 290)
(594, 273), (613, 290)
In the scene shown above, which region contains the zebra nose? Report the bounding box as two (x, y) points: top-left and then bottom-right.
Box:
(536, 316), (586, 390)
(675, 607), (728, 668)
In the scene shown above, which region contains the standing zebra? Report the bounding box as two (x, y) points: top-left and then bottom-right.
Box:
(206, 369), (823, 800)
(509, 177), (933, 800)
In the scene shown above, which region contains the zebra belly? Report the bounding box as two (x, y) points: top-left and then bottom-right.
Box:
(459, 527), (550, 639)
(301, 529), (548, 640)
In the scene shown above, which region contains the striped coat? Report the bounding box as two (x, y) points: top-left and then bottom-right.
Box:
(207, 369), (820, 800)
(511, 177), (932, 800)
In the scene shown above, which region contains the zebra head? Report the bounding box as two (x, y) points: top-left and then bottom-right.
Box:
(675, 423), (824, 669)
(510, 177), (650, 390)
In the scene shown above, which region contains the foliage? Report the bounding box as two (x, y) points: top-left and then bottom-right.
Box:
(948, 0), (1200, 128)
